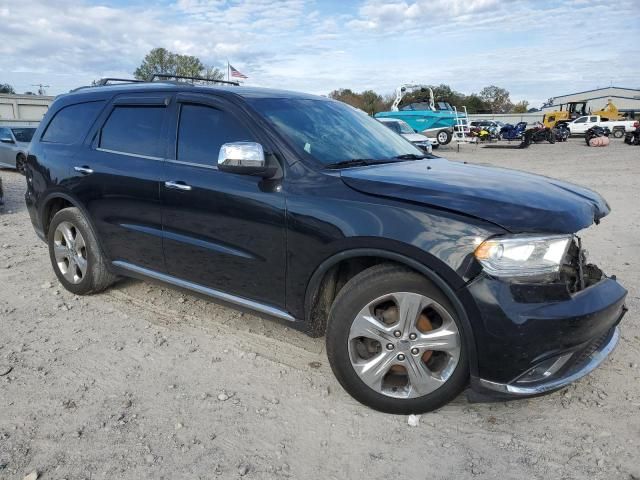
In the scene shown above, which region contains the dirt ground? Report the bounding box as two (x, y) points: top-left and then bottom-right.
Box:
(0, 137), (638, 480)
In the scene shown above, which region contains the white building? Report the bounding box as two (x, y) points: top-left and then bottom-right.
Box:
(542, 86), (640, 113)
(0, 94), (54, 126)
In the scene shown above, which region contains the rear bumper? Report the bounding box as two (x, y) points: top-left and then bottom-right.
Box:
(474, 325), (621, 397)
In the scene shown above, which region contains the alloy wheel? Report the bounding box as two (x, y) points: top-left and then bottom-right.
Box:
(53, 221), (88, 284)
(348, 292), (461, 399)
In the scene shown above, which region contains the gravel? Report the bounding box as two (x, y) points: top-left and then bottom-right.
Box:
(0, 138), (638, 479)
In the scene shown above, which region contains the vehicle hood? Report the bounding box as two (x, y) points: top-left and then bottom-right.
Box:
(402, 133), (430, 143)
(339, 158), (610, 234)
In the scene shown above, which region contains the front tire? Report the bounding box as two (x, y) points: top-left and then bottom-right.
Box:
(48, 207), (117, 295)
(326, 264), (468, 414)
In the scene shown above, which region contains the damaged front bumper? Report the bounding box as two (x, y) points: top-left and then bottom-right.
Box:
(465, 238), (627, 399)
(475, 324), (622, 397)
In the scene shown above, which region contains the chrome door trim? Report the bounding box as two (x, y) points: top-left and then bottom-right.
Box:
(95, 147), (164, 161)
(112, 260), (296, 322)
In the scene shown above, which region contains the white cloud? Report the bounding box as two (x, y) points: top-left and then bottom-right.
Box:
(0, 0), (638, 106)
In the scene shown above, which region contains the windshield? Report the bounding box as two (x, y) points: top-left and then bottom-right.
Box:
(248, 98), (422, 166)
(380, 120), (401, 134)
(395, 120), (414, 134)
(11, 128), (36, 143)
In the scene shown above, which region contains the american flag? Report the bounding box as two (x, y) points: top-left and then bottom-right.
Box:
(229, 64), (248, 79)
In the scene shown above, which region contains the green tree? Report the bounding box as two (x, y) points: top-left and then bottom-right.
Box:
(203, 65), (225, 81)
(134, 48), (176, 80)
(479, 85), (513, 113)
(465, 94), (490, 114)
(328, 89), (389, 115)
(134, 48), (223, 81)
(0, 83), (15, 94)
(512, 100), (529, 113)
(360, 90), (386, 115)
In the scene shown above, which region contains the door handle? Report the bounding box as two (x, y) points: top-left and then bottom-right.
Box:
(74, 166), (94, 175)
(164, 181), (192, 191)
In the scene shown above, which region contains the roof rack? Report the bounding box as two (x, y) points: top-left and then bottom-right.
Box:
(95, 78), (146, 86)
(69, 74), (240, 93)
(150, 74), (239, 86)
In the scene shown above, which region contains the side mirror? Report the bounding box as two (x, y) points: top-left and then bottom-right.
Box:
(0, 137), (15, 144)
(218, 142), (275, 177)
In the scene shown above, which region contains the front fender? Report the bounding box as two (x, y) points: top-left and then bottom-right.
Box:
(301, 246), (480, 378)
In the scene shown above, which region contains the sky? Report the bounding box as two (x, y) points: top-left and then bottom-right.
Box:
(1, 0), (639, 108)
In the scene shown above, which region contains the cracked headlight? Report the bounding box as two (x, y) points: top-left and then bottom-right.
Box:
(474, 234), (572, 278)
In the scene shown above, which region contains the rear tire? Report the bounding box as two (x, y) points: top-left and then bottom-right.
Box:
(326, 264), (469, 414)
(436, 129), (452, 145)
(16, 154), (26, 175)
(613, 129), (624, 139)
(48, 207), (117, 295)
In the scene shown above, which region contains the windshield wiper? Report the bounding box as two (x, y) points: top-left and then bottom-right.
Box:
(324, 158), (400, 169)
(393, 153), (427, 160)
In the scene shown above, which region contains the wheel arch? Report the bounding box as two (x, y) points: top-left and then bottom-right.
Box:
(303, 248), (478, 377)
(39, 192), (112, 264)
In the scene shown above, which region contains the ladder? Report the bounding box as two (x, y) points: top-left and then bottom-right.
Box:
(454, 106), (476, 146)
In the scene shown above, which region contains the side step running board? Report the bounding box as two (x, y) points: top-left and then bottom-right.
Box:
(112, 261), (296, 322)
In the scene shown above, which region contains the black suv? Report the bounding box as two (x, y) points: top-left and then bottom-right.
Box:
(25, 80), (627, 414)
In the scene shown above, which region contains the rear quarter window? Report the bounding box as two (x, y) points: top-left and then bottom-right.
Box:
(99, 106), (165, 158)
(41, 101), (105, 144)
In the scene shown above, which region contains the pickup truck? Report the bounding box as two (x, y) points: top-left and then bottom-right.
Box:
(566, 115), (639, 138)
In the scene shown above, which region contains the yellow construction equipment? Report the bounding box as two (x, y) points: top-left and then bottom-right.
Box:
(542, 99), (624, 128)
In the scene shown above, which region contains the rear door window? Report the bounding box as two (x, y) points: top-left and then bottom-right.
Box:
(42, 101), (105, 144)
(176, 103), (254, 167)
(100, 106), (166, 158)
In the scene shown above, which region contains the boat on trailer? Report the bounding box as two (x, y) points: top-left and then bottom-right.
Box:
(375, 84), (466, 146)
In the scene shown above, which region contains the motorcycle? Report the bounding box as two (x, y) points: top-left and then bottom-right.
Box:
(585, 126), (610, 146)
(521, 123), (555, 147)
(552, 124), (570, 142)
(469, 126), (498, 142)
(500, 121), (528, 141)
(624, 125), (640, 145)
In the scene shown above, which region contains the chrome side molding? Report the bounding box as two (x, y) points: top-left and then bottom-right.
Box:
(112, 260), (296, 322)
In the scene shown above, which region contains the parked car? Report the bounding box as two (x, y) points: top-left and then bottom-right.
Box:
(566, 115), (638, 138)
(25, 81), (627, 414)
(377, 117), (434, 153)
(0, 126), (36, 173)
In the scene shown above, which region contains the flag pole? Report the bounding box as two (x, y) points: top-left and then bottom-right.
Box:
(227, 60), (230, 82)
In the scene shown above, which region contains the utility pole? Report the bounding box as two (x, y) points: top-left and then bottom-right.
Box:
(31, 84), (50, 95)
